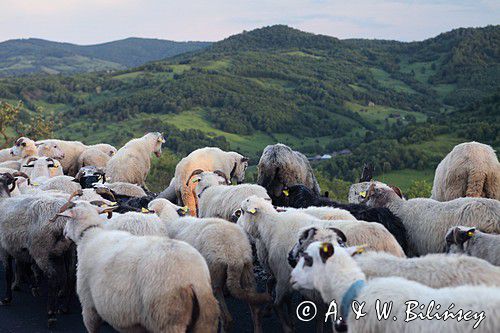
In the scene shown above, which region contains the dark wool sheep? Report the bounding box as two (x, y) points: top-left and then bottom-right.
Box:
(94, 186), (157, 213)
(257, 143), (320, 205)
(281, 184), (411, 256)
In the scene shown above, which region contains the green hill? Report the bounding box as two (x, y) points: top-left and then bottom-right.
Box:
(0, 25), (498, 194)
(0, 38), (211, 76)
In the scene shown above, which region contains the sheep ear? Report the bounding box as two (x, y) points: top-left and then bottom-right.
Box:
(319, 242), (334, 263)
(298, 227), (317, 244)
(57, 210), (75, 218)
(241, 157), (249, 163)
(177, 206), (189, 216)
(328, 228), (347, 244)
(389, 185), (403, 198)
(345, 245), (366, 257)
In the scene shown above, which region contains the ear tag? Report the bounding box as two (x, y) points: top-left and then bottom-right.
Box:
(322, 243), (329, 253)
(248, 208), (256, 214)
(467, 231), (475, 237)
(33, 182), (40, 186)
(192, 178), (199, 184)
(283, 189), (289, 197)
(141, 207), (150, 213)
(182, 206), (189, 212)
(359, 191), (367, 198)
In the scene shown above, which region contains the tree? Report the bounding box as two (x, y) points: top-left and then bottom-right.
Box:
(0, 101), (22, 147)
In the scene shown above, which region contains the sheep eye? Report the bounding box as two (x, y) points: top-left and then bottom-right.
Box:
(303, 254), (313, 267)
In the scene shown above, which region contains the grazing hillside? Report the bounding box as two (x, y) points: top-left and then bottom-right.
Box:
(0, 38), (211, 76)
(0, 25), (498, 194)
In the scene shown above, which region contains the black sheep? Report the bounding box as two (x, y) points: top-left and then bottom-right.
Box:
(281, 184), (411, 256)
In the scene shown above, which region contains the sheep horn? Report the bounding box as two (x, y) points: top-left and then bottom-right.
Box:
(186, 169), (204, 186)
(12, 171), (31, 186)
(213, 170), (229, 185)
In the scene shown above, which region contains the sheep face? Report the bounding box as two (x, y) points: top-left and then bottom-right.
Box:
(60, 201), (114, 242)
(230, 153), (249, 184)
(445, 226), (476, 252)
(290, 242), (364, 292)
(148, 198), (187, 220)
(10, 137), (38, 157)
(150, 132), (165, 158)
(288, 227), (347, 268)
(36, 142), (65, 160)
(0, 173), (16, 198)
(237, 195), (271, 238)
(194, 171), (227, 198)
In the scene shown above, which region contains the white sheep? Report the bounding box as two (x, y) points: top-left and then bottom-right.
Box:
(289, 232), (500, 287)
(20, 156), (62, 181)
(280, 206), (357, 221)
(173, 147), (248, 215)
(93, 182), (147, 198)
(58, 200), (219, 333)
(432, 142), (500, 201)
(36, 140), (115, 177)
(236, 195), (403, 332)
(0, 148), (18, 163)
(364, 181), (500, 255)
(445, 226), (500, 266)
(194, 171), (270, 220)
(77, 147), (111, 170)
(102, 211), (168, 236)
(291, 241), (500, 333)
(148, 198), (270, 333)
(106, 132), (164, 186)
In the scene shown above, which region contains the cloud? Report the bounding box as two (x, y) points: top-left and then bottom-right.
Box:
(0, 0), (498, 44)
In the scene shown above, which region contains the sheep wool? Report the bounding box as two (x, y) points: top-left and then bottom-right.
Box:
(106, 132), (164, 186)
(257, 143), (320, 203)
(173, 147), (248, 215)
(432, 142), (500, 201)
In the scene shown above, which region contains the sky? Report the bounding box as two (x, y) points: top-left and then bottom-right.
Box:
(0, 0), (498, 44)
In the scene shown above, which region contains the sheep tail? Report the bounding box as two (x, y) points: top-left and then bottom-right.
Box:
(466, 170), (486, 197)
(226, 264), (272, 305)
(187, 285), (219, 333)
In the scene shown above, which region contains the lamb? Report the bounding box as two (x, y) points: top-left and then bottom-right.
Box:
(148, 198), (270, 333)
(280, 184), (410, 256)
(432, 142), (500, 201)
(257, 143), (320, 204)
(106, 132), (164, 186)
(288, 231), (500, 288)
(76, 147), (111, 170)
(236, 196), (403, 332)
(195, 171), (270, 220)
(173, 147), (249, 214)
(58, 200), (219, 333)
(363, 181), (500, 255)
(290, 241), (500, 333)
(445, 226), (500, 265)
(0, 190), (77, 326)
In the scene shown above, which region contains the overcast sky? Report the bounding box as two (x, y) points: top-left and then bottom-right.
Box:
(1, 0), (498, 44)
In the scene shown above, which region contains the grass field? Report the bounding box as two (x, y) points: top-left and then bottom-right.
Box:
(370, 68), (417, 94)
(345, 101), (427, 126)
(379, 168), (434, 190)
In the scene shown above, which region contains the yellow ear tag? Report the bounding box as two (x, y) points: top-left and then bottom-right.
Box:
(248, 208), (256, 214)
(322, 243), (329, 253)
(33, 182), (40, 186)
(359, 191), (367, 198)
(110, 202), (117, 206)
(467, 231), (475, 237)
(141, 207), (150, 213)
(283, 189), (289, 197)
(182, 206), (189, 212)
(192, 178), (199, 184)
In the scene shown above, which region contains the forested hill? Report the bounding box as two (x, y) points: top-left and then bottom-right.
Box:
(0, 38), (211, 76)
(0, 25), (498, 193)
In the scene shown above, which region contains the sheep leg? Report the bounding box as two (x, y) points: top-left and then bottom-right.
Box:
(82, 306), (102, 333)
(46, 256), (66, 327)
(273, 285), (293, 333)
(249, 304), (263, 333)
(59, 248), (76, 313)
(29, 264), (42, 297)
(0, 254), (13, 305)
(214, 287), (233, 332)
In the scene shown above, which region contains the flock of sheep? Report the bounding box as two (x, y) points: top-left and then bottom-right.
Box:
(0, 133), (499, 333)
